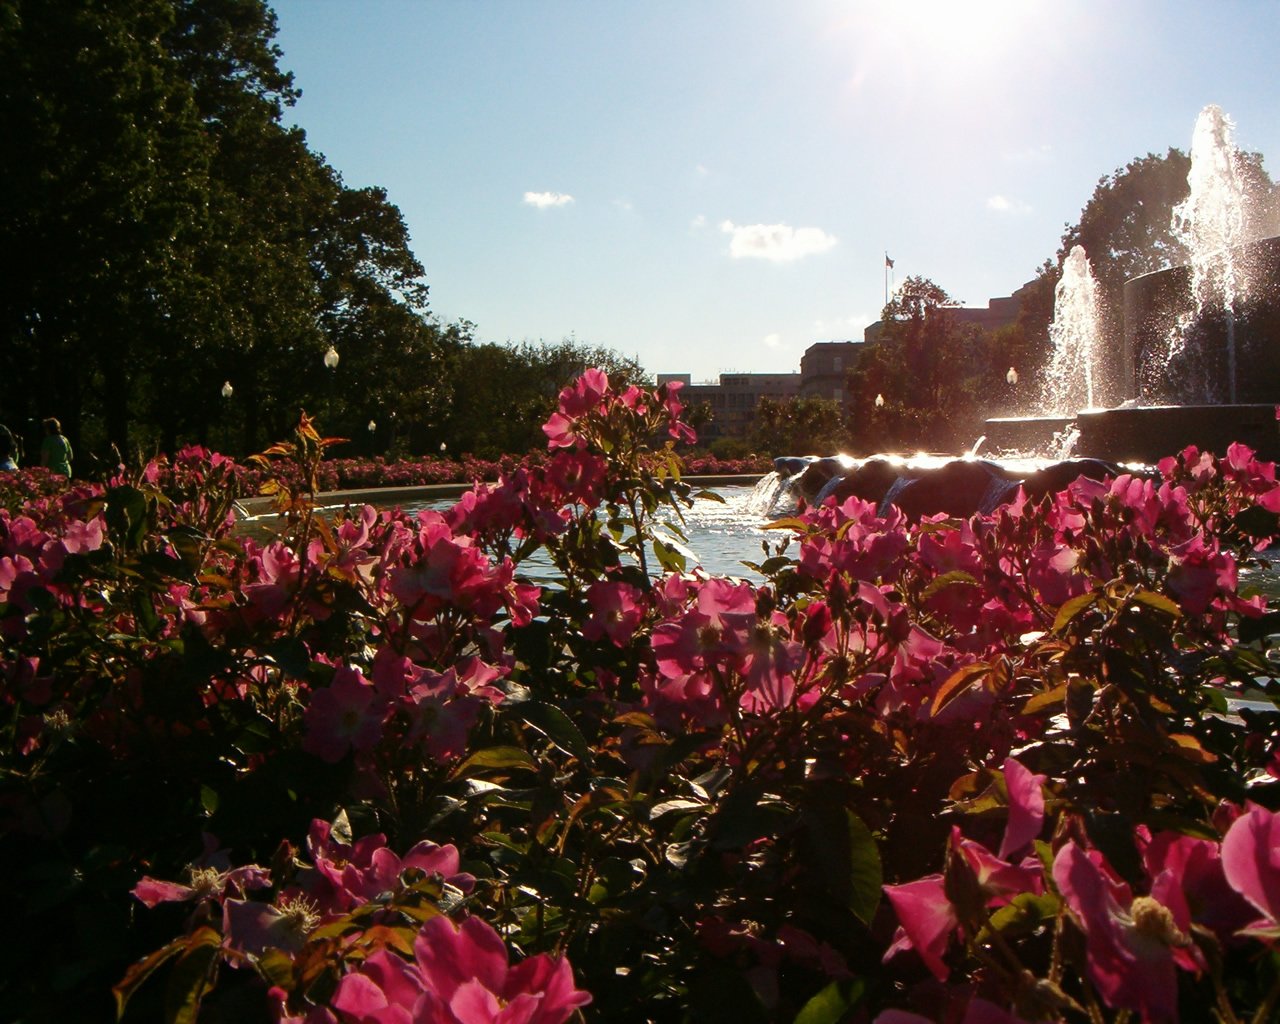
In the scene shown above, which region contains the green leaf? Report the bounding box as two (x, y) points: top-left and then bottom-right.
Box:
(511, 700), (592, 764)
(199, 785), (219, 816)
(920, 569), (978, 600)
(795, 979), (866, 1024)
(649, 799), (706, 820)
(801, 798), (882, 924)
(1053, 590), (1100, 632)
(163, 927), (222, 1024)
(1129, 589), (1182, 618)
(1232, 505), (1280, 538)
(451, 746), (538, 778)
(931, 662), (992, 716)
(113, 937), (187, 1019)
(845, 811), (883, 925)
(1237, 610), (1280, 645)
(651, 537), (687, 573)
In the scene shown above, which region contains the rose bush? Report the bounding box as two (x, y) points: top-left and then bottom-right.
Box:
(2, 374), (1280, 1023)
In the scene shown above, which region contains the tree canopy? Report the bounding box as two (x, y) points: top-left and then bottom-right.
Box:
(0, 0), (459, 461)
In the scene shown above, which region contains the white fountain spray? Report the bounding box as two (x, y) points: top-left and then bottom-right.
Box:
(1170, 104), (1251, 402)
(1041, 245), (1104, 414)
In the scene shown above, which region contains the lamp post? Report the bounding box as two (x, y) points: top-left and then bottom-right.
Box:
(323, 346), (339, 426)
(220, 381), (233, 453)
(1006, 367), (1018, 414)
(874, 393), (885, 408)
(367, 419), (376, 455)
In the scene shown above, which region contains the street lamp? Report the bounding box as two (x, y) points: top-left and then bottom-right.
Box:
(1006, 367), (1018, 386)
(875, 393), (885, 408)
(322, 346), (339, 425)
(219, 381), (234, 453)
(439, 441), (447, 458)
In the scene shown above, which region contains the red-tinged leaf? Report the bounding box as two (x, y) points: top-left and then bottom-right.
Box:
(612, 711), (658, 728)
(358, 924), (418, 955)
(764, 517), (810, 532)
(931, 663), (991, 716)
(1168, 733), (1217, 764)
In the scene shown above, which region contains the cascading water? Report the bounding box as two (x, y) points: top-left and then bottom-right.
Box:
(1040, 245), (1104, 414)
(1165, 104), (1252, 402)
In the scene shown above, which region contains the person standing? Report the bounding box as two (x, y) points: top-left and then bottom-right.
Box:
(0, 423), (18, 471)
(40, 417), (73, 478)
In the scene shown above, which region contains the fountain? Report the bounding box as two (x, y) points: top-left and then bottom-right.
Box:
(768, 105), (1280, 519)
(990, 103), (1280, 466)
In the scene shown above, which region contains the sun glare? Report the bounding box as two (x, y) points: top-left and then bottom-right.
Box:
(835, 0), (1041, 78)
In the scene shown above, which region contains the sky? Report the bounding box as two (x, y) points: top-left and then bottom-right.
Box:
(268, 0), (1280, 382)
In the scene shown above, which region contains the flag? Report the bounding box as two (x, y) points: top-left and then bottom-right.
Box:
(885, 254), (895, 269)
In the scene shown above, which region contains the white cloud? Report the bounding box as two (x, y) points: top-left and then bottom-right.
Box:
(696, 163), (711, 177)
(612, 198), (634, 213)
(986, 195), (1032, 214)
(690, 213), (708, 230)
(763, 332), (784, 349)
(720, 220), (838, 262)
(523, 191), (574, 208)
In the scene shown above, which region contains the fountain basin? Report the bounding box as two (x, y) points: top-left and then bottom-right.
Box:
(982, 416), (1076, 455)
(1077, 404), (1280, 464)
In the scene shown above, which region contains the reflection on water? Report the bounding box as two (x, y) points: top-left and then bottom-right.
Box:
(400, 485), (779, 580)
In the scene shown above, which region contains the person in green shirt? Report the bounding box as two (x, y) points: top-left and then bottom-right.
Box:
(40, 417), (73, 478)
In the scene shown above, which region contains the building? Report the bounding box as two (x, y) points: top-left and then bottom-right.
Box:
(659, 371), (800, 440)
(862, 281), (1034, 344)
(799, 341), (863, 404)
(660, 280), (1032, 440)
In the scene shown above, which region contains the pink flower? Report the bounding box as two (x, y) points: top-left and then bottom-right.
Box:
(304, 818), (474, 916)
(132, 862), (271, 909)
(329, 915), (590, 1024)
(1221, 802), (1280, 941)
(1053, 840), (1202, 1022)
(998, 757), (1046, 860)
(1140, 829), (1254, 944)
(582, 580), (646, 646)
(302, 666), (386, 764)
(883, 874), (956, 980)
(542, 369), (609, 449)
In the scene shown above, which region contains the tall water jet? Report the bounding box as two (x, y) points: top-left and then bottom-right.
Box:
(1164, 104), (1252, 402)
(1040, 245), (1105, 414)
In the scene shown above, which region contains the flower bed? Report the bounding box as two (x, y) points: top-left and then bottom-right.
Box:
(232, 451), (769, 496)
(2, 374), (1280, 1023)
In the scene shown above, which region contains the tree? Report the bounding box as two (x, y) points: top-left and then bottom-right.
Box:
(0, 0), (444, 462)
(748, 396), (849, 457)
(439, 338), (647, 458)
(847, 277), (986, 452)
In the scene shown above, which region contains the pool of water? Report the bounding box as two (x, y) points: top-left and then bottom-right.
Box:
(402, 484), (780, 580)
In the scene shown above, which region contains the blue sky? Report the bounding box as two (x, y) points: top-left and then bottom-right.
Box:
(269, 0), (1280, 381)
